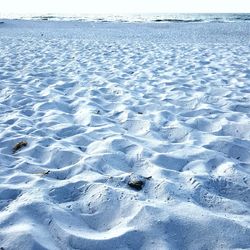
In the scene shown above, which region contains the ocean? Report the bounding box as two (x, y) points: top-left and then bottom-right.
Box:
(1, 13), (250, 23)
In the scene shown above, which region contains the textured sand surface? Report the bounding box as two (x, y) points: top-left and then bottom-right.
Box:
(0, 20), (250, 249)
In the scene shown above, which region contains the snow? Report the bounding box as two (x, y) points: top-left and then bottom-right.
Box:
(0, 19), (250, 249)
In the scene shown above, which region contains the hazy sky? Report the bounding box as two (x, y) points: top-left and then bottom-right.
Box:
(0, 0), (249, 15)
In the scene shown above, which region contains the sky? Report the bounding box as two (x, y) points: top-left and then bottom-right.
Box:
(0, 0), (249, 16)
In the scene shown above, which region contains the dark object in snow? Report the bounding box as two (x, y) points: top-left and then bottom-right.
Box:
(0, 22), (4, 24)
(13, 141), (28, 153)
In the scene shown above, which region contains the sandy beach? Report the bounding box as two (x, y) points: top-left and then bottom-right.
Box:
(0, 19), (250, 249)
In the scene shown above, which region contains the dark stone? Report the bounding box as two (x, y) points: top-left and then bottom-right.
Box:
(13, 141), (28, 153)
(128, 179), (145, 191)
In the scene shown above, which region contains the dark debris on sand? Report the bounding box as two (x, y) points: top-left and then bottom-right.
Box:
(128, 180), (145, 190)
(13, 141), (28, 154)
(128, 175), (152, 191)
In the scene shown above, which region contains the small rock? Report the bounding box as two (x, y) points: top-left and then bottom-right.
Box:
(128, 179), (144, 190)
(128, 174), (149, 191)
(13, 141), (28, 153)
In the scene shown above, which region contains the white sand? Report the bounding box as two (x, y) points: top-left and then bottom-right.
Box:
(0, 20), (250, 249)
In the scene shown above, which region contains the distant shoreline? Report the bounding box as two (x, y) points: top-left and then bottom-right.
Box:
(1, 13), (250, 23)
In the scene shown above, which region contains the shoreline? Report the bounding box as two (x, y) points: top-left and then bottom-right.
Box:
(0, 20), (250, 44)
